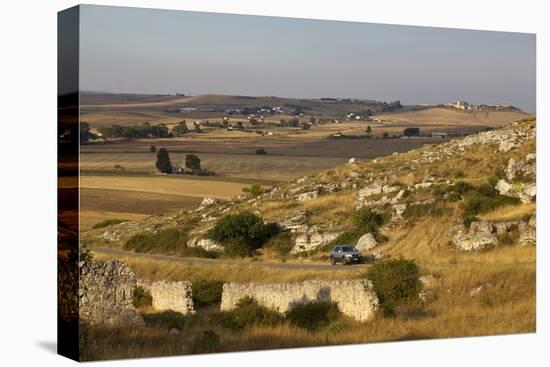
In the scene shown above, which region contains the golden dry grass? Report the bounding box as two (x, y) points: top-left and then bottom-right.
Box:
(479, 203), (536, 222)
(92, 252), (364, 283)
(81, 262), (535, 360)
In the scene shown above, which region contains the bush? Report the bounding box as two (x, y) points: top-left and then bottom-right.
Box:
(132, 286), (153, 308)
(267, 232), (294, 256)
(92, 218), (128, 229)
(191, 330), (221, 354)
(143, 311), (187, 330)
(185, 154), (201, 170)
(207, 211), (279, 256)
(367, 258), (421, 317)
(124, 228), (186, 254)
(242, 183), (264, 198)
(352, 208), (387, 233)
(217, 297), (282, 330)
(255, 148), (267, 155)
(286, 301), (341, 331)
(462, 184), (521, 220)
(192, 280), (223, 308)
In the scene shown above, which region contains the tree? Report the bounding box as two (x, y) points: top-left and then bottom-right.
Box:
(242, 183), (263, 198)
(255, 148), (267, 155)
(174, 121), (189, 136)
(150, 145), (156, 153)
(367, 258), (421, 317)
(366, 126), (372, 135)
(207, 211), (278, 256)
(235, 121), (244, 129)
(185, 154), (201, 170)
(382, 132), (389, 139)
(155, 148), (172, 173)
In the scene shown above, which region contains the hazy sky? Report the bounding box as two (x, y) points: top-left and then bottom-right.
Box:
(79, 5), (536, 112)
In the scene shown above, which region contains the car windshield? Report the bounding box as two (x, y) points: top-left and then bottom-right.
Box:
(341, 246), (355, 252)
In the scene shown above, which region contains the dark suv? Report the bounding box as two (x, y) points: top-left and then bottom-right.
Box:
(330, 245), (362, 265)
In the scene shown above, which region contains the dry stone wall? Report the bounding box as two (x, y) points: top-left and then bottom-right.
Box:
(221, 279), (379, 321)
(138, 280), (195, 314)
(79, 260), (143, 326)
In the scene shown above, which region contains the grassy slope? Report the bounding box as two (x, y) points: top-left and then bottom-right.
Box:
(83, 119), (536, 359)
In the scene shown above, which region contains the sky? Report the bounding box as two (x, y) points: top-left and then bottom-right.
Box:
(79, 5), (536, 112)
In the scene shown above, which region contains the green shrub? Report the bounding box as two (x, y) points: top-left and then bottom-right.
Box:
(207, 211), (279, 256)
(143, 311), (187, 329)
(286, 301), (341, 331)
(352, 208), (387, 234)
(92, 218), (128, 229)
(242, 183), (264, 198)
(132, 286), (153, 308)
(217, 297), (282, 330)
(191, 330), (221, 354)
(192, 280), (223, 308)
(124, 228), (186, 254)
(454, 170), (465, 178)
(367, 258), (421, 317)
(462, 184), (521, 220)
(267, 231), (294, 256)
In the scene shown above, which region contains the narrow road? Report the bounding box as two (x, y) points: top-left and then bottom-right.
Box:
(92, 246), (534, 271)
(92, 246), (368, 271)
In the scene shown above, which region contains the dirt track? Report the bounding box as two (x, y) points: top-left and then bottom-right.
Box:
(92, 246), (368, 271)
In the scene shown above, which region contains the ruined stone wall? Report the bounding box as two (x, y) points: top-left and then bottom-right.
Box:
(79, 260), (143, 326)
(138, 280), (194, 314)
(221, 279), (379, 321)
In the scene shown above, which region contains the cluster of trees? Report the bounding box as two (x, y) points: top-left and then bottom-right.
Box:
(155, 148), (211, 176)
(380, 100), (402, 112)
(279, 118), (301, 128)
(98, 122), (170, 140)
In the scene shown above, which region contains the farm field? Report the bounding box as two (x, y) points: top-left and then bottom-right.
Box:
(80, 152), (347, 182)
(375, 107), (531, 126)
(80, 176), (246, 199)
